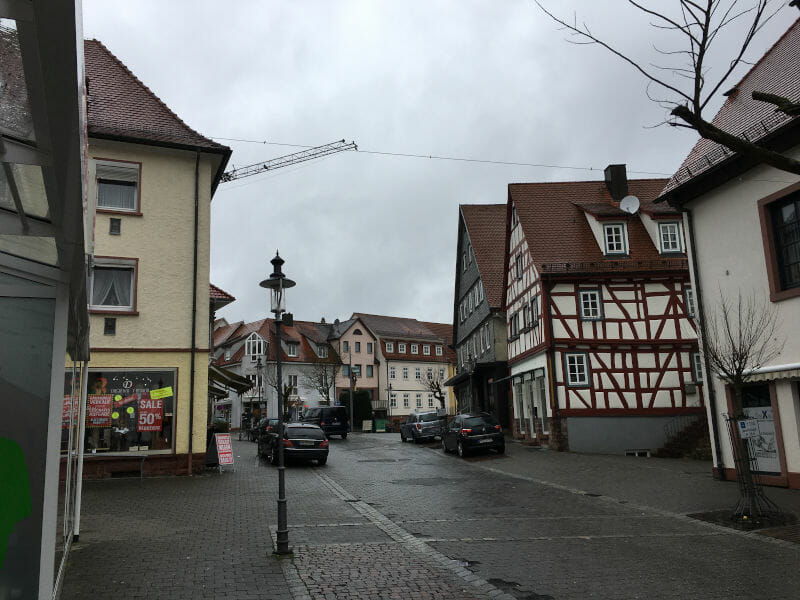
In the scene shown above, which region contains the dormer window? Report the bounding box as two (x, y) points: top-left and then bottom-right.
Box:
(287, 343), (299, 357)
(245, 333), (265, 356)
(603, 223), (627, 255)
(659, 222), (682, 253)
(386, 341), (394, 353)
(398, 342), (406, 353)
(318, 345), (329, 358)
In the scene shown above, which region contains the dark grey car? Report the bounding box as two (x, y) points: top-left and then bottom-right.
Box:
(400, 410), (443, 443)
(442, 413), (504, 457)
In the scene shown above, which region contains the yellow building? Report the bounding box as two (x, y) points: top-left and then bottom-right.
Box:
(79, 40), (230, 477)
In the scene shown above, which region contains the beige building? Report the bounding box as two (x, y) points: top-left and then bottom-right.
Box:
(79, 40), (230, 477)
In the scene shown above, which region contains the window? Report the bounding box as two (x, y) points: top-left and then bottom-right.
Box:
(603, 223), (627, 255)
(411, 344), (419, 354)
(439, 368), (445, 379)
(692, 353), (703, 382)
(104, 317), (116, 335)
(287, 374), (298, 393)
(462, 250), (468, 271)
(402, 367), (409, 380)
(426, 368), (433, 380)
(510, 312), (520, 338)
(109, 218), (121, 235)
(415, 393), (422, 408)
(89, 261), (136, 311)
(342, 365), (350, 377)
(390, 393), (397, 408)
(478, 282), (484, 302)
(399, 343), (407, 353)
(428, 394), (434, 408)
(522, 303), (532, 330)
(684, 286), (696, 318)
(318, 346), (328, 358)
(531, 297), (539, 326)
(355, 341), (361, 353)
(578, 289), (603, 320)
(352, 364), (362, 377)
(367, 342), (373, 354)
(659, 222), (682, 253)
(485, 323), (491, 349)
(515, 253), (523, 280)
(468, 292), (474, 312)
(386, 342), (394, 353)
(224, 349), (231, 361)
(423, 345), (430, 355)
(390, 366), (396, 379)
(511, 204), (519, 227)
(245, 333), (265, 356)
(436, 345), (443, 356)
(96, 161), (139, 212)
(770, 192), (800, 291)
(565, 353), (590, 386)
(366, 365), (373, 377)
(415, 367), (421, 380)
(287, 343), (298, 357)
(342, 340), (349, 353)
(403, 394), (410, 408)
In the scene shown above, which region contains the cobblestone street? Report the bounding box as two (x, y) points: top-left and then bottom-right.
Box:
(63, 434), (800, 599)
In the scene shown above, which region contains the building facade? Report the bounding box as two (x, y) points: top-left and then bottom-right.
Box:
(505, 167), (701, 453)
(658, 18), (800, 488)
(448, 204), (510, 426)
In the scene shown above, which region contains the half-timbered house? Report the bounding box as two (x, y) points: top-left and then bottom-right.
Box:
(505, 165), (701, 454)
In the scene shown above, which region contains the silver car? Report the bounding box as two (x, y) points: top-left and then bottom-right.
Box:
(400, 410), (443, 443)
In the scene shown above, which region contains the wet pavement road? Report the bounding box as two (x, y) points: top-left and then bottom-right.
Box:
(63, 433), (800, 600)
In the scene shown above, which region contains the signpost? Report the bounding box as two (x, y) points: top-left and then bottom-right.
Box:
(215, 433), (234, 473)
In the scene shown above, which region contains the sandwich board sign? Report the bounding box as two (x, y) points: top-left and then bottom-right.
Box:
(215, 433), (234, 472)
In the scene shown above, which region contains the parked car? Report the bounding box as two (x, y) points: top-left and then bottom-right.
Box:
(400, 410), (443, 443)
(301, 406), (350, 439)
(258, 422), (329, 465)
(442, 413), (504, 457)
(251, 417), (280, 441)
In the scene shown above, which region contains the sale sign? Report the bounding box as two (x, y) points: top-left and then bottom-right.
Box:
(215, 433), (234, 465)
(87, 395), (113, 427)
(62, 396), (79, 429)
(137, 396), (163, 432)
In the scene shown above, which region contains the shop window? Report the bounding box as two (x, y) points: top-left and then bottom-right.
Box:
(84, 369), (176, 454)
(96, 160), (139, 212)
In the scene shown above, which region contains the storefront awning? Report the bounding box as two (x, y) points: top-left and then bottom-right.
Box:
(738, 363), (800, 383)
(444, 371), (469, 387)
(209, 364), (252, 394)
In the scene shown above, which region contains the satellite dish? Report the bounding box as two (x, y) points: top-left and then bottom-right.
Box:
(620, 195), (640, 214)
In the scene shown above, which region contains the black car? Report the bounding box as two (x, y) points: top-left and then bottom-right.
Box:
(251, 417), (280, 441)
(442, 413), (504, 457)
(258, 422), (329, 465)
(301, 406), (350, 439)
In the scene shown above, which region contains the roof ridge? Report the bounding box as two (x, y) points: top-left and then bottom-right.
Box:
(86, 39), (219, 147)
(729, 16), (800, 93)
(510, 177), (669, 187)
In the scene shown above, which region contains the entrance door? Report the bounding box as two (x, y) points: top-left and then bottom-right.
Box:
(741, 384), (780, 475)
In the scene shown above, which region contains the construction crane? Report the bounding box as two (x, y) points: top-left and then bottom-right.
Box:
(220, 139), (358, 183)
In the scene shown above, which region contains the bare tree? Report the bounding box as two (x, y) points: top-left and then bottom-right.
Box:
(420, 368), (448, 411)
(536, 1), (800, 175)
(303, 353), (339, 405)
(263, 362), (292, 420)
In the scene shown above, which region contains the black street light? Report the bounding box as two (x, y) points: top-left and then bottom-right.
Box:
(386, 382), (393, 430)
(260, 250), (295, 556)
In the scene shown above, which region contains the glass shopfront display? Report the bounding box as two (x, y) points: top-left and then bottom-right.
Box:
(84, 369), (176, 454)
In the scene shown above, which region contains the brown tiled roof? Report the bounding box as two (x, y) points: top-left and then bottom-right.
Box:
(212, 320), (242, 349)
(210, 284), (235, 301)
(460, 204), (507, 309)
(354, 313), (440, 341)
(509, 178), (684, 274)
(420, 322), (457, 362)
(84, 40), (229, 153)
(660, 18), (800, 197)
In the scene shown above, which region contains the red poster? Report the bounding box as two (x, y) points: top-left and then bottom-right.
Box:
(62, 396), (79, 429)
(87, 394), (113, 427)
(137, 397), (163, 432)
(215, 433), (234, 465)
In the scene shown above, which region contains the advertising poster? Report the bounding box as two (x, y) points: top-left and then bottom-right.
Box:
(62, 396), (79, 429)
(87, 395), (113, 427)
(743, 406), (780, 475)
(215, 433), (234, 465)
(138, 395), (163, 432)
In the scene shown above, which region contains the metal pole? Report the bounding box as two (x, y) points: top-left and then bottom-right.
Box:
(274, 315), (290, 554)
(348, 352), (354, 433)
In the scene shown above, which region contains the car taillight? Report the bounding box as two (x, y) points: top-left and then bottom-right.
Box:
(494, 425), (502, 431)
(283, 439), (293, 447)
(320, 420), (326, 426)
(460, 428), (472, 435)
(319, 439), (329, 448)
(416, 423), (422, 431)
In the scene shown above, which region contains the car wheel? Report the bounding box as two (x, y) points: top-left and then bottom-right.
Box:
(457, 441), (467, 458)
(317, 457), (327, 466)
(401, 432), (407, 442)
(341, 432), (347, 439)
(496, 445), (505, 455)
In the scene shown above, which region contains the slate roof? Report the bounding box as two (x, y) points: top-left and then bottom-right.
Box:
(509, 178), (683, 275)
(660, 17), (800, 198)
(84, 40), (229, 152)
(460, 204), (507, 309)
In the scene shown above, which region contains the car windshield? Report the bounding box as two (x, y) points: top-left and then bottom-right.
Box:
(419, 413), (440, 422)
(286, 427), (325, 440)
(463, 415), (498, 428)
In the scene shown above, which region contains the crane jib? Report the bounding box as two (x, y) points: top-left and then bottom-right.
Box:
(221, 139), (358, 182)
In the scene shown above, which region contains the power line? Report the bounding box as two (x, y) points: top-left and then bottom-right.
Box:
(210, 136), (672, 176)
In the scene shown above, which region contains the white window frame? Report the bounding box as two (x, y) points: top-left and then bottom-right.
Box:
(427, 368), (433, 380)
(398, 342), (407, 353)
(692, 353), (703, 382)
(318, 346), (328, 358)
(415, 393), (422, 408)
(684, 286), (696, 318)
(89, 258), (137, 312)
(411, 343), (419, 354)
(511, 204), (519, 227)
(390, 366), (396, 379)
(415, 367), (421, 380)
(386, 341), (394, 353)
(428, 394), (434, 408)
(287, 343), (299, 357)
(245, 333), (265, 356)
(484, 323), (491, 350)
(423, 345), (431, 355)
(578, 289), (603, 321)
(439, 368), (445, 379)
(390, 393), (397, 408)
(515, 253), (523, 280)
(565, 353), (590, 387)
(402, 367), (409, 380)
(531, 296), (539, 327)
(659, 222), (682, 253)
(95, 159), (140, 213)
(403, 393), (410, 408)
(435, 345), (443, 356)
(603, 223), (627, 255)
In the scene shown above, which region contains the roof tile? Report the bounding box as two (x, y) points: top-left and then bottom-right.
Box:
(460, 204), (507, 309)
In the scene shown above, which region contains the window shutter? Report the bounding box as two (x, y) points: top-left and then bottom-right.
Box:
(97, 163), (139, 182)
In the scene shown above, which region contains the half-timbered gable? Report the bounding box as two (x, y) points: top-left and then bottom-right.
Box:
(505, 166), (701, 454)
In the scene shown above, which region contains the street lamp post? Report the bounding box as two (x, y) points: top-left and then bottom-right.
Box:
(386, 382), (393, 430)
(260, 251), (295, 556)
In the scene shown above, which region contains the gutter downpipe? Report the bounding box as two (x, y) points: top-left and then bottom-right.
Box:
(188, 151), (200, 476)
(544, 276), (562, 451)
(686, 208), (725, 480)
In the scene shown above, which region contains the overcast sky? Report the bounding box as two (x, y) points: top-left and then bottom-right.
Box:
(82, 1), (795, 327)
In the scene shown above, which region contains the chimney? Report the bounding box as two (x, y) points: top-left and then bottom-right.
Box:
(320, 317), (326, 324)
(604, 164), (628, 202)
